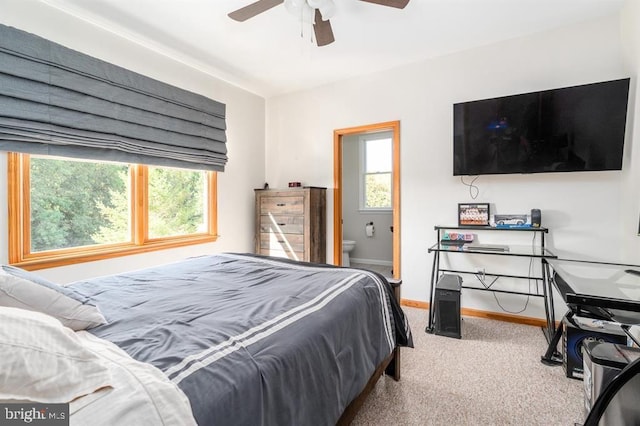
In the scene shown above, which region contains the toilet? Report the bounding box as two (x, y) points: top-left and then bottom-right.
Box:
(342, 240), (356, 267)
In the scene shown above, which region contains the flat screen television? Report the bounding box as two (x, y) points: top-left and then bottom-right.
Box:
(453, 78), (630, 176)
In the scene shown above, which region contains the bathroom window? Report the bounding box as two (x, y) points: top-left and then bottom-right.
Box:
(359, 133), (392, 211)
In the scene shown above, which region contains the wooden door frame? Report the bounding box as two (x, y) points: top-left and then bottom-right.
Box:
(333, 120), (401, 279)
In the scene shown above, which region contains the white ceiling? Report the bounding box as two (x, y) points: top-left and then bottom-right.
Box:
(39, 0), (625, 98)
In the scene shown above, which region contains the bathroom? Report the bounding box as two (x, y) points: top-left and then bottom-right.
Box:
(341, 131), (394, 279)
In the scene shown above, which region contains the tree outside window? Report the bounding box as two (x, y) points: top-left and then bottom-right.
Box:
(361, 135), (393, 210)
(30, 157), (130, 252)
(9, 153), (217, 269)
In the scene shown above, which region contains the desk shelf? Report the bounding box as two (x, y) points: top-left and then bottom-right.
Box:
(429, 242), (556, 259)
(426, 225), (557, 341)
(434, 225), (549, 233)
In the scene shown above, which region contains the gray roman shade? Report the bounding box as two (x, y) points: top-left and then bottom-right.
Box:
(0, 24), (227, 171)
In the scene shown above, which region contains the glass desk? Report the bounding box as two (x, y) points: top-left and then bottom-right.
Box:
(548, 259), (640, 325)
(545, 258), (640, 426)
(426, 225), (557, 339)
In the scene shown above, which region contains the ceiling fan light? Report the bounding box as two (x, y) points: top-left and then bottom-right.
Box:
(301, 4), (315, 24)
(306, 0), (335, 20)
(318, 1), (336, 20)
(284, 0), (304, 15)
(288, 0), (307, 6)
(285, 0), (315, 24)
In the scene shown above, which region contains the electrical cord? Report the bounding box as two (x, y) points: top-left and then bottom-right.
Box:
(485, 233), (536, 314)
(460, 175), (480, 199)
(493, 268), (533, 314)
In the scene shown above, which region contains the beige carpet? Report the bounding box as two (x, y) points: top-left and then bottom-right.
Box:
(352, 307), (584, 425)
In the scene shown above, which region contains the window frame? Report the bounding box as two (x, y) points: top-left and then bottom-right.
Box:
(358, 134), (393, 212)
(8, 153), (218, 270)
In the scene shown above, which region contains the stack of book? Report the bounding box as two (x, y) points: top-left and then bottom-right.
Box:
(440, 231), (475, 246)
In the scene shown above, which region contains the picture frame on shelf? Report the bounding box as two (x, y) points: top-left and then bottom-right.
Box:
(458, 203), (490, 227)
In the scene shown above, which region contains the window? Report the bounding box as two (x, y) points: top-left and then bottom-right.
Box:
(147, 166), (208, 239)
(8, 153), (217, 269)
(360, 134), (393, 211)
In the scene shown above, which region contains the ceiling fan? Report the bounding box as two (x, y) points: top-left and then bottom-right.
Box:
(228, 0), (410, 47)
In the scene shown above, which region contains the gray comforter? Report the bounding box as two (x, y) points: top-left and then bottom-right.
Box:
(71, 253), (413, 425)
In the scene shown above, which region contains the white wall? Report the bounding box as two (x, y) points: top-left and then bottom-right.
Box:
(621, 0), (640, 257)
(1, 2), (638, 321)
(267, 13), (639, 319)
(0, 2), (265, 283)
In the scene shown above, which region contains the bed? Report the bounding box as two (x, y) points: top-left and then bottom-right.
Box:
(0, 253), (412, 425)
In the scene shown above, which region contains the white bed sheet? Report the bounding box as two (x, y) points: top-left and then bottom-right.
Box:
(71, 332), (197, 426)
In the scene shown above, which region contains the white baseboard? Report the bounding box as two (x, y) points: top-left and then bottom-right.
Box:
(350, 258), (392, 267)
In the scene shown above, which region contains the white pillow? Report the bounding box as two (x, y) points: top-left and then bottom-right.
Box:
(0, 266), (106, 330)
(0, 307), (112, 403)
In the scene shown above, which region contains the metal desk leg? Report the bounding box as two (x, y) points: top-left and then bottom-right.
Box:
(541, 310), (569, 365)
(546, 262), (556, 337)
(426, 249), (439, 333)
(541, 259), (552, 342)
(541, 259), (556, 343)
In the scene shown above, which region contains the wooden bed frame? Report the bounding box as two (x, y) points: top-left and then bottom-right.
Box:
(337, 349), (400, 424)
(337, 279), (403, 425)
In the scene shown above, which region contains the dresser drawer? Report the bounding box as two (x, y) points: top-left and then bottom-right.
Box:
(255, 187), (326, 264)
(259, 233), (304, 253)
(259, 215), (304, 234)
(260, 196), (304, 215)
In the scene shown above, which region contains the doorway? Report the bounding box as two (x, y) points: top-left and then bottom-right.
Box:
(333, 121), (401, 279)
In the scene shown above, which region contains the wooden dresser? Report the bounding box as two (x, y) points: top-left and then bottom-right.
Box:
(254, 187), (326, 263)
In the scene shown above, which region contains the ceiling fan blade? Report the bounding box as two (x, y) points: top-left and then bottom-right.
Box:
(313, 10), (335, 47)
(228, 0), (284, 22)
(358, 0), (410, 9)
